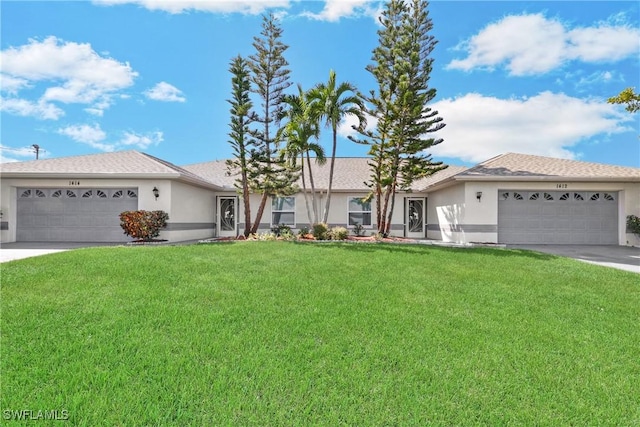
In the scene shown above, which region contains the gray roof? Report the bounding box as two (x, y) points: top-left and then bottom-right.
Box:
(458, 152), (640, 180)
(414, 165), (469, 191)
(182, 157), (459, 192)
(420, 152), (640, 191)
(0, 150), (221, 189)
(3, 150), (636, 192)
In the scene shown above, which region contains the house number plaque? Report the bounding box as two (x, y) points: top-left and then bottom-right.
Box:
(69, 180), (81, 186)
(555, 183), (568, 189)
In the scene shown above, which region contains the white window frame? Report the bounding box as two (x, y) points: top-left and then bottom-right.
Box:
(347, 197), (372, 227)
(271, 196), (296, 226)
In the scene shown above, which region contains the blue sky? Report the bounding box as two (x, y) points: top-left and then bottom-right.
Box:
(1, 0), (638, 168)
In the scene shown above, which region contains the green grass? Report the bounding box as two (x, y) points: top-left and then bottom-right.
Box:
(2, 242), (639, 425)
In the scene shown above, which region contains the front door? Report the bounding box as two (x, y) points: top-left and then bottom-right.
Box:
(218, 197), (237, 237)
(406, 198), (425, 238)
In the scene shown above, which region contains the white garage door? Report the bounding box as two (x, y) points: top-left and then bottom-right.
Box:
(498, 190), (618, 245)
(16, 188), (138, 242)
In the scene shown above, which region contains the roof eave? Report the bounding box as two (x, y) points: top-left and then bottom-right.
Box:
(0, 172), (180, 180)
(453, 175), (640, 182)
(0, 171), (224, 190)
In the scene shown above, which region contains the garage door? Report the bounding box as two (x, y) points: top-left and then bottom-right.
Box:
(498, 190), (618, 245)
(16, 188), (138, 242)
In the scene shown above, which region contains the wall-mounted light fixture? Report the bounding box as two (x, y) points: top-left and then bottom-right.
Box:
(152, 187), (159, 200)
(476, 191), (482, 202)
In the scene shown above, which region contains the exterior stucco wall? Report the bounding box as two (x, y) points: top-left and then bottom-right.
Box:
(426, 183), (466, 243)
(621, 183), (640, 246)
(229, 191), (410, 236)
(163, 181), (216, 241)
(427, 180), (640, 245)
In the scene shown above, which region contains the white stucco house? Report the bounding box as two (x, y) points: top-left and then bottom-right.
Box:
(1, 150), (638, 245)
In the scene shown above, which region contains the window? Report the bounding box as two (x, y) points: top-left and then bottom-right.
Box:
(348, 197), (372, 227)
(272, 196), (295, 226)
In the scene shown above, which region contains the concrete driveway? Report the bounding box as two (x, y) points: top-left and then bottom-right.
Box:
(510, 245), (640, 274)
(0, 242), (122, 263)
(0, 240), (200, 263)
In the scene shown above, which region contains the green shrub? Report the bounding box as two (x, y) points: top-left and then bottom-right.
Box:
(329, 226), (349, 240)
(280, 229), (296, 241)
(271, 224), (292, 237)
(248, 232), (277, 241)
(626, 215), (640, 236)
(119, 210), (169, 241)
(297, 226), (310, 237)
(312, 223), (329, 240)
(352, 223), (366, 237)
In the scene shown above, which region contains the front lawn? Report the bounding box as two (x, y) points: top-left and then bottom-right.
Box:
(2, 242), (638, 425)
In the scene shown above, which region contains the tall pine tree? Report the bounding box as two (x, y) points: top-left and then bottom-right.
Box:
(351, 0), (446, 236)
(248, 13), (296, 234)
(225, 55), (255, 237)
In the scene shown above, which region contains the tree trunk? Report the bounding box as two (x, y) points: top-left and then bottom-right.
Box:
(241, 169), (252, 237)
(385, 186), (397, 237)
(322, 126), (337, 224)
(300, 153), (313, 226)
(306, 151), (319, 224)
(251, 192), (268, 234)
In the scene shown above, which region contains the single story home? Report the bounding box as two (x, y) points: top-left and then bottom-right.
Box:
(1, 150), (638, 246)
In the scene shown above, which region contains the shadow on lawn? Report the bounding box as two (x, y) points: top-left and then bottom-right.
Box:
(294, 241), (558, 261)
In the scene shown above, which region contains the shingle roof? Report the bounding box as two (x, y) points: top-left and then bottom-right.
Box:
(182, 157), (461, 192)
(181, 160), (235, 189)
(456, 153), (640, 180)
(4, 151), (636, 192)
(0, 150), (221, 189)
(414, 165), (469, 191)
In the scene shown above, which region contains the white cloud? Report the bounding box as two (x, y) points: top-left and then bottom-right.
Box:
(57, 124), (114, 151)
(0, 97), (65, 120)
(428, 92), (632, 163)
(84, 107), (105, 117)
(448, 13), (640, 75)
(337, 111), (377, 139)
(575, 70), (622, 90)
(118, 131), (163, 149)
(0, 145), (39, 163)
(0, 36), (138, 118)
(0, 74), (31, 94)
(56, 123), (163, 151)
(144, 82), (186, 102)
(302, 0), (379, 22)
(92, 0), (290, 14)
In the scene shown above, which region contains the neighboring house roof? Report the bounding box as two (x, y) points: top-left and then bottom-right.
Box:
(422, 152), (640, 191)
(0, 150), (222, 190)
(182, 157), (462, 192)
(181, 160), (235, 189)
(414, 165), (469, 191)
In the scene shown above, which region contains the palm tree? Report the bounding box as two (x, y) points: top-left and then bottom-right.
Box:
(308, 70), (366, 224)
(278, 85), (326, 225)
